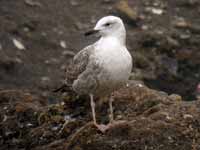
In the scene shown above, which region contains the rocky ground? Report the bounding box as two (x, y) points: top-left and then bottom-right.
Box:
(0, 0), (200, 150)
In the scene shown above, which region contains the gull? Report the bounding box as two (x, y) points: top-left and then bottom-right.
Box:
(56, 16), (132, 132)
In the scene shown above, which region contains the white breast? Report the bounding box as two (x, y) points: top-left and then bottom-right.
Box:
(94, 37), (132, 92)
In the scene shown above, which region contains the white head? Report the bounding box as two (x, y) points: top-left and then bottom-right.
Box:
(85, 16), (126, 44)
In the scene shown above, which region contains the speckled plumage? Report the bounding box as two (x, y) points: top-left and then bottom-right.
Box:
(63, 16), (132, 132)
(65, 37), (132, 96)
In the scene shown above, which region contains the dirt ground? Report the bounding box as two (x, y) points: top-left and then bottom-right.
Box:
(0, 0), (200, 150)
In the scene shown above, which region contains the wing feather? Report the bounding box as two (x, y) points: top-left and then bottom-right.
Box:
(65, 45), (93, 86)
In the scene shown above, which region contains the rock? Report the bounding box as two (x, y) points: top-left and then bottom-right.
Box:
(116, 0), (138, 24)
(62, 85), (200, 150)
(1, 85), (200, 150)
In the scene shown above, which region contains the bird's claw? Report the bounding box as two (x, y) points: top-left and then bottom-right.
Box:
(94, 120), (128, 133)
(94, 124), (110, 133)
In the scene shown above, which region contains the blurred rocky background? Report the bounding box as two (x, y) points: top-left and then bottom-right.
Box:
(0, 0), (200, 150)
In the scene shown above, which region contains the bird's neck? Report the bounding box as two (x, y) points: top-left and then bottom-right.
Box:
(98, 32), (126, 46)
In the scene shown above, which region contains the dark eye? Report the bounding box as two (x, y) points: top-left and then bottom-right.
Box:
(105, 23), (111, 26)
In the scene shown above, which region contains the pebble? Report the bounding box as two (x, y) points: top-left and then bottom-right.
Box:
(45, 58), (59, 65)
(12, 38), (26, 50)
(40, 77), (51, 87)
(26, 123), (34, 127)
(60, 64), (66, 71)
(41, 32), (47, 37)
(51, 126), (60, 131)
(24, 0), (42, 7)
(151, 8), (164, 15)
(60, 40), (67, 49)
(169, 94), (182, 101)
(41, 76), (50, 81)
(41, 77), (50, 85)
(141, 25), (149, 30)
(166, 36), (180, 47)
(3, 115), (8, 122)
(179, 34), (191, 40)
(183, 114), (193, 119)
(74, 22), (88, 30)
(103, 0), (112, 2)
(145, 7), (164, 15)
(15, 58), (23, 64)
(70, 0), (80, 6)
(173, 17), (190, 28)
(62, 50), (75, 57)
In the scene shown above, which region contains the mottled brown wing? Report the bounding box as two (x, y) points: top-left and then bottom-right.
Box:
(65, 46), (92, 86)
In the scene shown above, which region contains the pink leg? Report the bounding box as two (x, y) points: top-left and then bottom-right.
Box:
(90, 94), (112, 133)
(90, 94), (127, 133)
(90, 94), (97, 124)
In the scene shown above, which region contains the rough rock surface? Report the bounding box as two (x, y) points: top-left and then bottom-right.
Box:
(1, 84), (200, 150)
